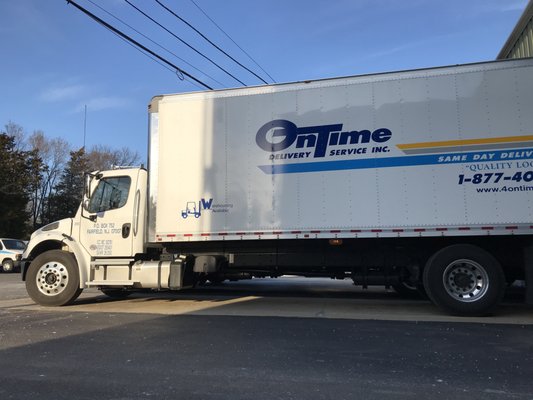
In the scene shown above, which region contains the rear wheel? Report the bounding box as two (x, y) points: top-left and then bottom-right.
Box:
(25, 250), (82, 306)
(423, 244), (505, 316)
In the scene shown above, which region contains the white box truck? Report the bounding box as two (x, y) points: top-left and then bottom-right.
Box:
(21, 58), (533, 316)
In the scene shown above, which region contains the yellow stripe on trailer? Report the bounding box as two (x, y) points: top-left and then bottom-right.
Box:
(397, 135), (533, 150)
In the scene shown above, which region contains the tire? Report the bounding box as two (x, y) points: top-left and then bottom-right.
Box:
(423, 244), (505, 316)
(25, 250), (83, 306)
(2, 259), (14, 273)
(101, 289), (132, 299)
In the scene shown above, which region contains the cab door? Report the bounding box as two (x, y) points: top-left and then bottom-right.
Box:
(79, 169), (145, 258)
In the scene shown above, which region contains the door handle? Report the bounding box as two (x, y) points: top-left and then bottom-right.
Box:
(122, 223), (131, 239)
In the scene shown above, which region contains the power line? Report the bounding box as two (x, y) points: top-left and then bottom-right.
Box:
(84, 0), (224, 87)
(110, 26), (181, 75)
(109, 27), (206, 91)
(189, 0), (276, 83)
(66, 0), (213, 90)
(124, 0), (246, 87)
(155, 0), (269, 85)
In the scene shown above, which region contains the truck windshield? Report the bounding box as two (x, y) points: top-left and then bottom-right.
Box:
(87, 176), (131, 213)
(3, 240), (26, 250)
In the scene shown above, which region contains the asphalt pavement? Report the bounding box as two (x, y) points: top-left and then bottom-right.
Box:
(1, 273), (532, 400)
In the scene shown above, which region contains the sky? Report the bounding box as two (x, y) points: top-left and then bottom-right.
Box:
(0, 0), (528, 161)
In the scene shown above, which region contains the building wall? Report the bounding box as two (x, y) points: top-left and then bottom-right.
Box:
(498, 0), (533, 59)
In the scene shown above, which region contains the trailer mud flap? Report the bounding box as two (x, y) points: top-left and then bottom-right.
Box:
(525, 244), (533, 305)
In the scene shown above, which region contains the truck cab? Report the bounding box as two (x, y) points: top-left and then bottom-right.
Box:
(20, 167), (148, 305)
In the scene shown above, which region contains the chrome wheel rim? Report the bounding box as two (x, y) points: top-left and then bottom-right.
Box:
(36, 261), (69, 296)
(443, 259), (489, 302)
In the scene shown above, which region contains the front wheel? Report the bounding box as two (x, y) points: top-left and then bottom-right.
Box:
(2, 259), (14, 273)
(25, 250), (83, 306)
(423, 244), (505, 316)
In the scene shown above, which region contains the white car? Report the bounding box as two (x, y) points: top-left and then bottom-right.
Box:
(0, 238), (26, 273)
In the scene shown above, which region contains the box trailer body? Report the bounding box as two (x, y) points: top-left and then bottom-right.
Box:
(149, 59), (533, 241)
(21, 58), (533, 316)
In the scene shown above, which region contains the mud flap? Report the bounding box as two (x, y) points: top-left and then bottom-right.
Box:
(525, 244), (533, 305)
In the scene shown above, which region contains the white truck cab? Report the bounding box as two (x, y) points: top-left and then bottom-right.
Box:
(20, 167), (148, 306)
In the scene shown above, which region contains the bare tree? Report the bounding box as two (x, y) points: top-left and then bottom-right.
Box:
(87, 144), (141, 171)
(2, 121), (142, 228)
(113, 146), (142, 167)
(27, 131), (70, 227)
(4, 121), (26, 150)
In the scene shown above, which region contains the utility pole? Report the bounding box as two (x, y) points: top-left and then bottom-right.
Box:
(83, 105), (87, 149)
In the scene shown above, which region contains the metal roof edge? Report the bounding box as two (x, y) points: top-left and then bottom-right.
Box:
(497, 0), (533, 59)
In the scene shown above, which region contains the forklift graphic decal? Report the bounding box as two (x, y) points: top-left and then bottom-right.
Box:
(181, 198), (213, 219)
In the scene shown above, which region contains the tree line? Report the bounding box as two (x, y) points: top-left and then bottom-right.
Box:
(0, 122), (141, 239)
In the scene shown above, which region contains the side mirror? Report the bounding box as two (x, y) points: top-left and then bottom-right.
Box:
(84, 173), (92, 199)
(83, 174), (95, 221)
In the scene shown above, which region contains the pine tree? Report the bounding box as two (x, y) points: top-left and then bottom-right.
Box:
(47, 148), (90, 222)
(0, 133), (37, 238)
